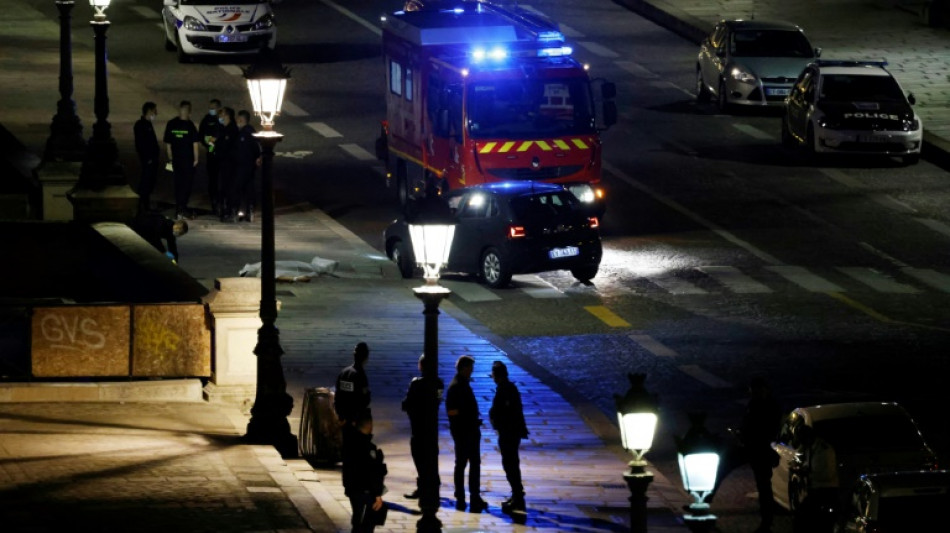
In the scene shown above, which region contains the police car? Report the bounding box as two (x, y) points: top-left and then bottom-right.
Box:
(782, 60), (922, 164)
(162, 0), (277, 63)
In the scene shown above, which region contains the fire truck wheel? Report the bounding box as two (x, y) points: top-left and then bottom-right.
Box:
(571, 264), (599, 283)
(480, 248), (512, 289)
(393, 240), (414, 279)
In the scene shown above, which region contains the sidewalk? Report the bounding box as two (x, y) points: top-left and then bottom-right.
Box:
(616, 0), (950, 156)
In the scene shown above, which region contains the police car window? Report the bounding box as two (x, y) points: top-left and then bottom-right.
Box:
(820, 74), (905, 102)
(405, 68), (413, 101)
(458, 193), (489, 218)
(390, 61), (403, 96)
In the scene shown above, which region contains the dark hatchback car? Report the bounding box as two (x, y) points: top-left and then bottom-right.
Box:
(384, 182), (602, 288)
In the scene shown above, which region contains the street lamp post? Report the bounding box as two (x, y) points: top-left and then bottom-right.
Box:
(614, 373), (658, 533)
(242, 48), (297, 458)
(408, 214), (455, 531)
(675, 412), (721, 533)
(46, 0), (86, 162)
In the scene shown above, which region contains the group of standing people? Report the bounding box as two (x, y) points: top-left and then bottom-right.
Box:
(333, 343), (528, 532)
(133, 98), (261, 222)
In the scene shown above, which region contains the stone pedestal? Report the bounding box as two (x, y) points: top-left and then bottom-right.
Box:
(35, 160), (81, 221)
(203, 277), (280, 410)
(68, 184), (138, 224)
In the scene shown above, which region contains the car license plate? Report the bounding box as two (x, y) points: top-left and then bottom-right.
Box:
(549, 246), (579, 259)
(218, 34), (248, 43)
(766, 88), (790, 96)
(858, 134), (890, 143)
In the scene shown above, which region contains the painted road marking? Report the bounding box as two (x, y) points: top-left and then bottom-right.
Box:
(821, 168), (917, 213)
(616, 61), (659, 79)
(916, 218), (950, 239)
(306, 122), (343, 138)
(320, 0), (382, 36)
(519, 276), (566, 298)
(628, 334), (679, 357)
(649, 275), (707, 295)
(698, 266), (772, 293)
(603, 162), (782, 265)
(821, 168), (862, 187)
(732, 124), (773, 140)
(282, 100), (309, 117)
(577, 41), (620, 58)
(766, 266), (844, 292)
(837, 267), (920, 294)
(131, 6), (161, 19)
(900, 267), (950, 293)
(441, 280), (501, 302)
(339, 143), (376, 161)
(585, 306), (631, 328)
(678, 364), (732, 388)
(219, 64), (243, 76)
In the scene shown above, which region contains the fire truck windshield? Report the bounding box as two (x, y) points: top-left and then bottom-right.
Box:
(466, 78), (595, 139)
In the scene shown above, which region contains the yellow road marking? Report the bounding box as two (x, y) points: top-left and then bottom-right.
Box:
(585, 305), (631, 328)
(479, 142), (497, 154)
(827, 292), (950, 333)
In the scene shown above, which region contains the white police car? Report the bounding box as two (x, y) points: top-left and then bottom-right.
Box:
(782, 60), (922, 165)
(162, 0), (277, 63)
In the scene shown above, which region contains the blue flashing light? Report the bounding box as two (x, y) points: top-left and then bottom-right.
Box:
(452, 8), (464, 14)
(538, 30), (565, 42)
(489, 46), (508, 60)
(473, 47), (486, 61)
(471, 46), (508, 63)
(538, 46), (572, 57)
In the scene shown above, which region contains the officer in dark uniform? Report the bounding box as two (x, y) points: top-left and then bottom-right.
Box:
(446, 355), (487, 512)
(133, 101), (159, 213)
(489, 360), (528, 514)
(214, 107), (239, 222)
(163, 100), (200, 220)
(335, 342), (372, 448)
(233, 109), (261, 222)
(342, 411), (387, 533)
(130, 211), (188, 264)
(198, 98), (223, 215)
(402, 354), (444, 530)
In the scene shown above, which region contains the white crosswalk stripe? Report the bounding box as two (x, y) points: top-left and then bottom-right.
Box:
(837, 267), (920, 294)
(441, 280), (500, 302)
(306, 122), (343, 138)
(339, 143), (376, 161)
(698, 266), (772, 293)
(576, 41), (620, 58)
(900, 267), (950, 293)
(766, 265), (845, 292)
(517, 275), (567, 298)
(649, 275), (707, 295)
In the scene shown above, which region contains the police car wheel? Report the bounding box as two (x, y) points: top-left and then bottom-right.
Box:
(696, 67), (711, 103)
(393, 240), (414, 279)
(480, 248), (511, 289)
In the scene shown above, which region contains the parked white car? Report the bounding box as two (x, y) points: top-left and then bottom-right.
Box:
(162, 0), (277, 63)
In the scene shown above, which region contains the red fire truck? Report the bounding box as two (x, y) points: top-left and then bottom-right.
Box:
(375, 1), (616, 211)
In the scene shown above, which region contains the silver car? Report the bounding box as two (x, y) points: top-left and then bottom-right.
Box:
(696, 20), (819, 111)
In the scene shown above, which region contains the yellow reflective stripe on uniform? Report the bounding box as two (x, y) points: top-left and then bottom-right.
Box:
(517, 141), (533, 152)
(498, 141), (516, 153)
(479, 142), (497, 154)
(571, 138), (589, 149)
(534, 140), (552, 151)
(554, 139), (571, 150)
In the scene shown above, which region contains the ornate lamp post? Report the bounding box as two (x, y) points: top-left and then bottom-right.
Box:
(242, 48), (297, 458)
(614, 373), (658, 533)
(408, 211), (455, 531)
(675, 413), (721, 533)
(69, 0), (138, 222)
(45, 0), (86, 161)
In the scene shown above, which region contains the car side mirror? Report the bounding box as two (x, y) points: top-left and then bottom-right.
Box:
(601, 81), (617, 100)
(815, 47), (822, 58)
(908, 92), (916, 105)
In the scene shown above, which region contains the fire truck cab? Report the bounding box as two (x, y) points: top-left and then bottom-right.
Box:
(376, 1), (616, 212)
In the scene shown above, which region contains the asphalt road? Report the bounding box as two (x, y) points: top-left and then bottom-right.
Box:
(32, 1), (950, 531)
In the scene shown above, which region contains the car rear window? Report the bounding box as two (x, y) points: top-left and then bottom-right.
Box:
(820, 74), (905, 102)
(510, 191), (578, 221)
(731, 30), (813, 58)
(814, 414), (924, 453)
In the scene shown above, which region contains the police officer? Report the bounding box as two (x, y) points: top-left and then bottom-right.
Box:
(214, 107), (239, 222)
(232, 110), (261, 222)
(342, 411), (388, 533)
(335, 342), (372, 430)
(163, 100), (200, 220)
(133, 101), (159, 213)
(446, 355), (487, 513)
(198, 98), (223, 215)
(130, 211), (188, 264)
(489, 360), (528, 514)
(402, 354), (444, 530)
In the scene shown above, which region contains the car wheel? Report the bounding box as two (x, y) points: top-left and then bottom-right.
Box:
(696, 67), (711, 103)
(781, 115), (796, 148)
(903, 154), (920, 165)
(571, 264), (599, 283)
(717, 79), (731, 113)
(392, 240), (414, 279)
(480, 247), (512, 289)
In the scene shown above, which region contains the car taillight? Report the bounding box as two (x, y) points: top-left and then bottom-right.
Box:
(588, 216), (599, 229)
(508, 225), (525, 239)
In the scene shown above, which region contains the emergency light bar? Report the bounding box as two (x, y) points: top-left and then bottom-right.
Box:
(539, 46), (572, 57)
(471, 46), (509, 62)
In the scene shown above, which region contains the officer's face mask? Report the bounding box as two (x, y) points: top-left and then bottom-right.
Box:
(209, 109), (217, 116)
(147, 113), (156, 122)
(218, 117), (225, 125)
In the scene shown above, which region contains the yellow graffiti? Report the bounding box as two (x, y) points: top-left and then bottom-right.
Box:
(137, 318), (181, 355)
